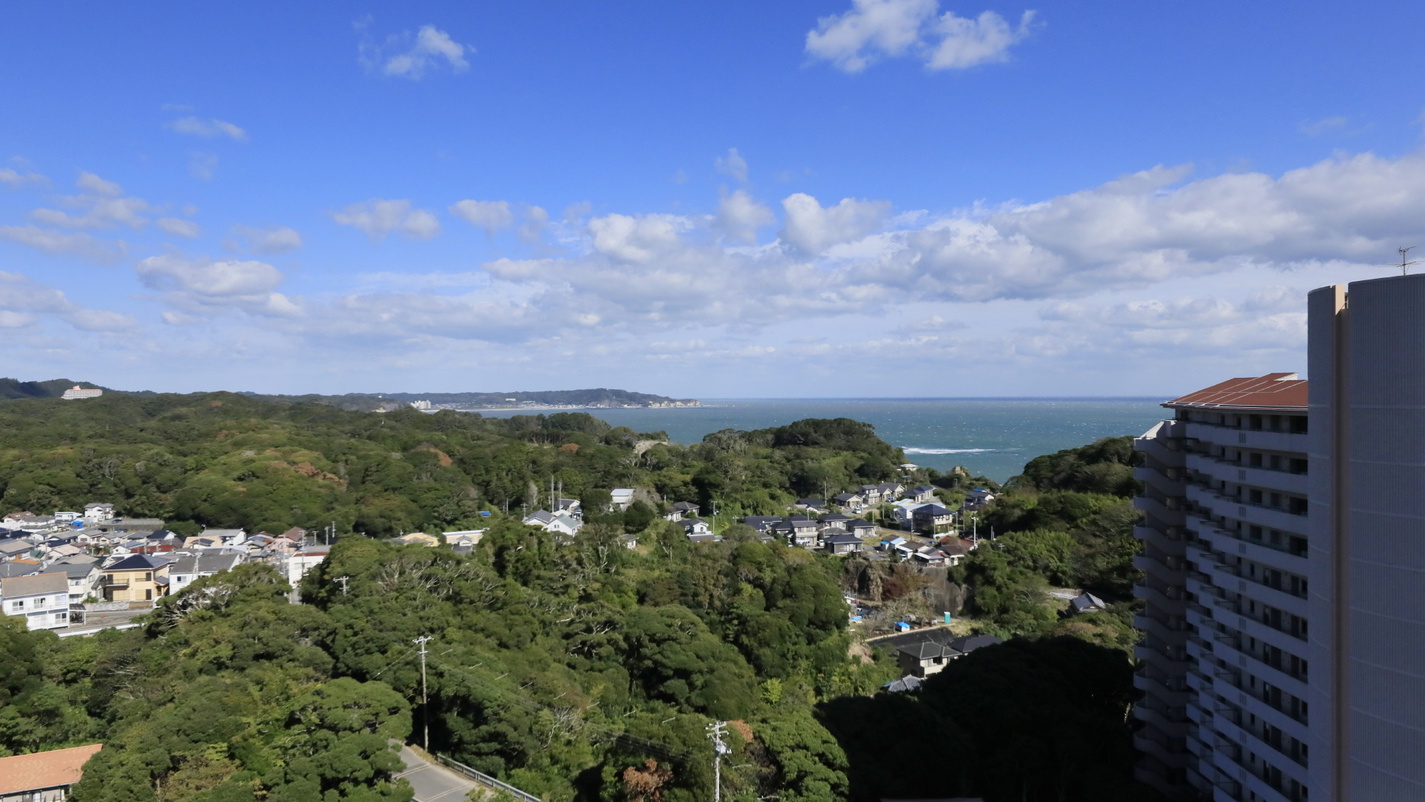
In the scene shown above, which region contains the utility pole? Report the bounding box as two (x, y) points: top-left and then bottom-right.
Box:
(707, 721), (730, 802)
(414, 636), (433, 750)
(334, 576), (350, 596)
(971, 514), (978, 547)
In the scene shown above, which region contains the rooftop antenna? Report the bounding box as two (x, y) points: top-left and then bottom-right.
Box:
(1395, 246), (1419, 276)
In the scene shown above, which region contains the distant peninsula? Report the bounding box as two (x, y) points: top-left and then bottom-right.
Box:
(0, 379), (698, 412)
(253, 388), (701, 413)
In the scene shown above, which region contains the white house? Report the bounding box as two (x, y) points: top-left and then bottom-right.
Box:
(610, 488), (635, 511)
(83, 503), (115, 523)
(1, 573), (70, 630)
(286, 545), (331, 589)
(168, 550), (246, 594)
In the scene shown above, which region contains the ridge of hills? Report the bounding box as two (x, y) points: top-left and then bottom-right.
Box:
(0, 378), (695, 409)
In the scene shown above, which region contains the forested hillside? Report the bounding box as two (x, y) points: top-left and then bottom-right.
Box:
(0, 395), (1160, 801)
(0, 393), (899, 536)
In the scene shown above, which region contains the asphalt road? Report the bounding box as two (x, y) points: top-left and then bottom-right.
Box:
(395, 744), (481, 802)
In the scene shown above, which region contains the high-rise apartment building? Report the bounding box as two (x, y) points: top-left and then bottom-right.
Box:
(1133, 274), (1425, 802)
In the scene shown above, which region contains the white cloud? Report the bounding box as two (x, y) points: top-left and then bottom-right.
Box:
(926, 10), (1036, 70)
(168, 117), (248, 141)
(588, 213), (689, 263)
(76, 172), (122, 197)
(716, 189), (775, 243)
(449, 199), (514, 234)
(157, 217), (200, 238)
(135, 253), (298, 317)
(0, 271), (135, 331)
(331, 199), (442, 240)
(32, 195), (151, 230)
(806, 0), (1036, 73)
(518, 205), (549, 243)
(361, 22), (471, 80)
(232, 225), (302, 254)
(0, 225), (126, 263)
(0, 167), (46, 188)
(715, 148), (749, 182)
(779, 193), (890, 254)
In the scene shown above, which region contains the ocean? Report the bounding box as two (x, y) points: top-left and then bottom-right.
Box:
(473, 398), (1168, 483)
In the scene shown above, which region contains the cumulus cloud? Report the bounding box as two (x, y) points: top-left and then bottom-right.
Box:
(716, 189), (775, 243)
(779, 193), (890, 254)
(135, 253), (299, 317)
(331, 199), (442, 240)
(715, 148), (749, 182)
(232, 225), (302, 254)
(588, 213), (689, 263)
(359, 21), (471, 79)
(0, 167), (46, 188)
(157, 217), (200, 238)
(450, 199), (514, 234)
(0, 271), (135, 331)
(0, 225), (127, 263)
(190, 152), (219, 181)
(518, 205), (549, 243)
(806, 0), (1036, 73)
(168, 117), (248, 141)
(76, 172), (122, 197)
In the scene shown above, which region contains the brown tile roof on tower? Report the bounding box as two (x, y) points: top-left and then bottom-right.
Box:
(1165, 372), (1308, 410)
(0, 743), (103, 795)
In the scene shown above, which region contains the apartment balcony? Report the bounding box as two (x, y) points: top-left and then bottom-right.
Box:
(1134, 464), (1184, 498)
(1135, 494), (1187, 529)
(1191, 489), (1307, 535)
(1134, 552), (1184, 584)
(1235, 578), (1309, 620)
(1183, 454), (1309, 496)
(1236, 534), (1309, 574)
(1134, 524), (1188, 558)
(1135, 613), (1189, 649)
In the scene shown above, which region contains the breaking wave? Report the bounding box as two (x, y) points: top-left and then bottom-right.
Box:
(900, 447), (1004, 455)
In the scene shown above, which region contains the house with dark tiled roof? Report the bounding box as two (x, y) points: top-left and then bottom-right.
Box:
(101, 553), (170, 603)
(0, 743), (103, 802)
(664, 501), (700, 521)
(822, 531), (863, 555)
(912, 503), (955, 534)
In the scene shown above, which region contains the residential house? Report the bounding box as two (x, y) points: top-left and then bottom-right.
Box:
(936, 537), (975, 567)
(895, 634), (961, 678)
(0, 538), (35, 561)
(0, 561), (38, 580)
(664, 501), (700, 521)
(912, 504), (955, 534)
(962, 488), (996, 512)
(680, 518), (712, 538)
(8, 514), (55, 535)
(949, 633), (1004, 654)
(794, 498), (828, 514)
(555, 498), (582, 518)
(543, 513), (582, 536)
(286, 545), (330, 589)
(52, 558), (102, 603)
(911, 546), (950, 566)
(890, 501), (927, 529)
(0, 743), (103, 802)
(1, 573), (71, 630)
(609, 488), (635, 511)
(1068, 591), (1106, 615)
(822, 532), (863, 555)
(874, 481), (905, 501)
(101, 554), (170, 603)
(83, 502), (115, 523)
(167, 550), (246, 594)
(393, 532), (441, 547)
(905, 485), (937, 503)
(831, 492), (866, 513)
(741, 516), (781, 534)
(785, 518), (819, 548)
(846, 519), (876, 539)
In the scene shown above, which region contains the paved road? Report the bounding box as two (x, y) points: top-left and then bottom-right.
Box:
(395, 744), (481, 802)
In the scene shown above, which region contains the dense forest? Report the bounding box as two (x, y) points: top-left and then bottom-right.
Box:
(0, 393), (1159, 801)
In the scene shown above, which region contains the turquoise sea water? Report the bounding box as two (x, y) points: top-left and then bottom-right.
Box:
(474, 398), (1168, 483)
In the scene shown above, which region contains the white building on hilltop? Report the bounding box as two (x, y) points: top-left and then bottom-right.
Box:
(61, 385), (102, 400)
(1133, 274), (1425, 802)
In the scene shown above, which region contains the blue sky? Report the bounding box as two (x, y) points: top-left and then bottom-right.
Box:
(3, 1), (1425, 398)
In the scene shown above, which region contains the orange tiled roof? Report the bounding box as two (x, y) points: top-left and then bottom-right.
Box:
(1166, 372), (1308, 410)
(0, 744), (103, 795)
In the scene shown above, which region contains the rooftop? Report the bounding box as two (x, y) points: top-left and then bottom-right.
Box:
(0, 744), (103, 795)
(1165, 372), (1308, 411)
